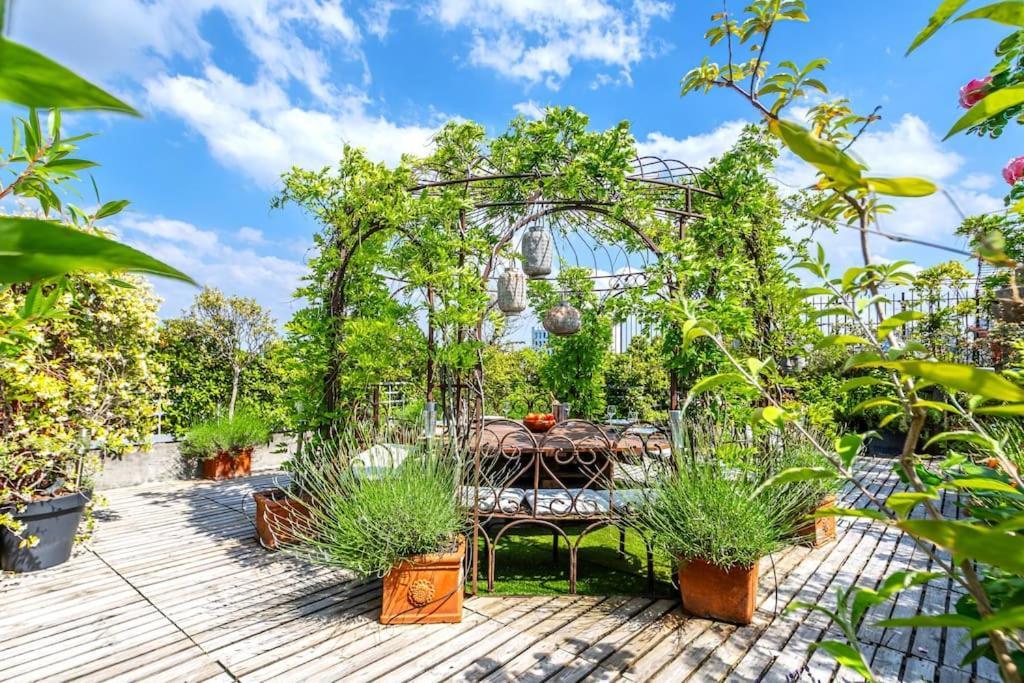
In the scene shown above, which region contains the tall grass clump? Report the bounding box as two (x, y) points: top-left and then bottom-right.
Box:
(180, 412), (271, 459)
(286, 433), (466, 578)
(635, 457), (796, 570)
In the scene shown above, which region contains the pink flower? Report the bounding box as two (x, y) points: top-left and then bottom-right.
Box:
(1003, 156), (1024, 186)
(959, 76), (992, 109)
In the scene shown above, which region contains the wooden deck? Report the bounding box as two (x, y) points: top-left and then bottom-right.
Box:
(0, 457), (998, 682)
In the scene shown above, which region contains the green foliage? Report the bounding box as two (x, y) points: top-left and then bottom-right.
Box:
(634, 457), (794, 570)
(604, 335), (669, 421)
(0, 38), (137, 114)
(287, 440), (466, 577)
(157, 319), (290, 434)
(179, 413), (271, 460)
(0, 273), (165, 514)
(0, 216), (192, 285)
(529, 267), (611, 418)
(483, 346), (546, 417)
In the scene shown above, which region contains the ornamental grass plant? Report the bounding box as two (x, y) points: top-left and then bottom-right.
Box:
(180, 412), (271, 460)
(285, 433), (466, 578)
(635, 455), (798, 570)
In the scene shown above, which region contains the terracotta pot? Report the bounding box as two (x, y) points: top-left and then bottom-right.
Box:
(380, 534), (465, 625)
(677, 557), (759, 625)
(201, 448), (252, 480)
(253, 488), (310, 550)
(796, 495), (837, 548)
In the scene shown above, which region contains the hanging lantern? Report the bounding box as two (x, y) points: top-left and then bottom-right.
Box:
(521, 224), (552, 278)
(497, 267), (527, 315)
(543, 300), (581, 336)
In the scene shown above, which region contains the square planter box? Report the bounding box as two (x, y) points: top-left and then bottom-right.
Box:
(253, 488), (310, 550)
(201, 448), (252, 480)
(380, 535), (465, 625)
(678, 557), (759, 625)
(796, 495), (837, 548)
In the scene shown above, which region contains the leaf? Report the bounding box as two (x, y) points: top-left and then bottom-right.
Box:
(753, 405), (791, 428)
(836, 433), (864, 469)
(945, 84), (1024, 139)
(946, 477), (1021, 494)
(877, 614), (980, 628)
(686, 372), (748, 401)
(899, 520), (1024, 574)
(0, 39), (139, 115)
(94, 200), (130, 220)
(956, 1), (1024, 28)
(0, 216), (194, 284)
(907, 0), (970, 54)
(876, 310), (925, 341)
(813, 506), (889, 521)
(817, 334), (871, 348)
(864, 176), (938, 197)
(759, 466), (838, 491)
(855, 361), (1024, 402)
(809, 640), (874, 681)
(768, 119), (865, 189)
(887, 491), (939, 517)
(969, 605), (1024, 636)
(974, 403), (1024, 416)
(924, 431), (998, 452)
(839, 376), (889, 392)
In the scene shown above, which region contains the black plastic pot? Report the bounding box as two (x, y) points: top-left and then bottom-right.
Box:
(0, 491), (89, 572)
(866, 429), (908, 458)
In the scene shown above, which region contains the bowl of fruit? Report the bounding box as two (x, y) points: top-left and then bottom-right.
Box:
(523, 412), (556, 433)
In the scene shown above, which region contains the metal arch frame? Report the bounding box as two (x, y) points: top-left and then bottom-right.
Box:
(404, 154), (723, 435)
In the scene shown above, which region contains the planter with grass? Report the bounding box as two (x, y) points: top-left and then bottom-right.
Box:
(181, 413), (270, 481)
(286, 436), (467, 625)
(776, 445), (843, 548)
(634, 459), (791, 625)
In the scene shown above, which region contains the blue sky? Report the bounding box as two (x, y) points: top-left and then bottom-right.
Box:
(9, 1), (1020, 324)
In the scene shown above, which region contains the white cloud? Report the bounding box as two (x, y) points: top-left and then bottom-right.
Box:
(513, 100), (545, 119)
(236, 226), (266, 244)
(429, 0), (672, 89)
(960, 172), (997, 192)
(114, 213), (306, 321)
(118, 215), (220, 251)
(145, 67), (437, 187)
(635, 120), (749, 168)
(12, 0), (364, 104)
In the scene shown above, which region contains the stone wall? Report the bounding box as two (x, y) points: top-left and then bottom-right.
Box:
(93, 434), (296, 490)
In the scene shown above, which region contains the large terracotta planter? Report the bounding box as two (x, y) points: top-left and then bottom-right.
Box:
(253, 488), (310, 550)
(380, 534), (465, 625)
(796, 495), (837, 548)
(201, 448), (252, 480)
(677, 557), (759, 625)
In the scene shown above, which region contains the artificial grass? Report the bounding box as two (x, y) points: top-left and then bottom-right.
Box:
(474, 524), (677, 597)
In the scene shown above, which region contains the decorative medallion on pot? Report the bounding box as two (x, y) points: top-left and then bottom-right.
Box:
(543, 301), (581, 336)
(380, 534), (465, 625)
(408, 578), (436, 607)
(497, 267), (527, 314)
(521, 224), (553, 277)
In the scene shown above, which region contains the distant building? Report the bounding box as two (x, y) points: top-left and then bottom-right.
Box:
(531, 327), (549, 351)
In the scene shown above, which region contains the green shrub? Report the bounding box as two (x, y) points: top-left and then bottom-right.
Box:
(635, 458), (794, 570)
(288, 437), (466, 577)
(180, 413), (271, 460)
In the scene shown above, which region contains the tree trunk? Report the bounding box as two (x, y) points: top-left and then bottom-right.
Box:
(229, 366), (240, 420)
